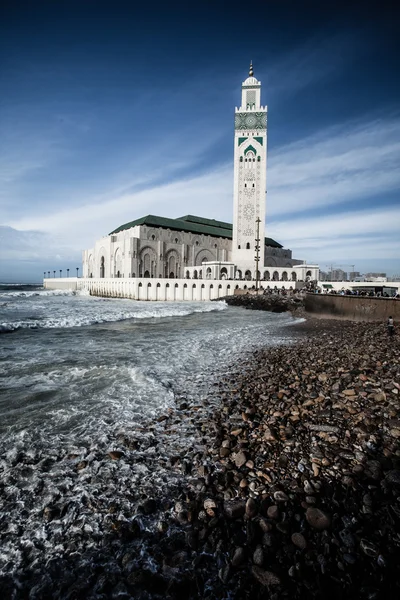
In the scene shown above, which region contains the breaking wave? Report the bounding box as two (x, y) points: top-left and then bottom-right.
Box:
(0, 299), (227, 333)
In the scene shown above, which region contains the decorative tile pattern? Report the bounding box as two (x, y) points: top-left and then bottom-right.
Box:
(235, 112), (267, 131)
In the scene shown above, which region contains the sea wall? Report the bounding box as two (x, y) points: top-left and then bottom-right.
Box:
(44, 277), (265, 301)
(305, 293), (400, 321)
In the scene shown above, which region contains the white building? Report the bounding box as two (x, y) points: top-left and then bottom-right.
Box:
(81, 64), (319, 287)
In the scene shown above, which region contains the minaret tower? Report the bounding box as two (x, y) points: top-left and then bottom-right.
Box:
(232, 62), (267, 275)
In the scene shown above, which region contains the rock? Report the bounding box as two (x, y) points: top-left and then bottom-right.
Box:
(385, 470), (400, 485)
(224, 500), (246, 520)
(246, 498), (258, 519)
(267, 505), (279, 519)
(231, 547), (245, 567)
(251, 566), (281, 586)
(305, 507), (331, 530)
(253, 545), (264, 566)
(204, 498), (217, 511)
(273, 490), (289, 502)
(233, 450), (247, 468)
(360, 539), (378, 557)
(291, 532), (307, 550)
(108, 451), (124, 460)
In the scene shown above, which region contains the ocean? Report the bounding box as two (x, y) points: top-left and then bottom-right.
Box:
(0, 284), (302, 592)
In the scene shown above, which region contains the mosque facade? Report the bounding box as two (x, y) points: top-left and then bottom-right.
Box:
(82, 65), (319, 285)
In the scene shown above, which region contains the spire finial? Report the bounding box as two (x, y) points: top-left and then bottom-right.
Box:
(249, 60), (254, 77)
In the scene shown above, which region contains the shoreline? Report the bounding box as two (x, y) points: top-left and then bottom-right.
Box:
(2, 313), (399, 599)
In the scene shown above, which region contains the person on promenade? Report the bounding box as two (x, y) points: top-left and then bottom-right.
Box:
(387, 316), (395, 337)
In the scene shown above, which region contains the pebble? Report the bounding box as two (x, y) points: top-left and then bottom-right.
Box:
(291, 532), (307, 550)
(305, 507), (331, 530)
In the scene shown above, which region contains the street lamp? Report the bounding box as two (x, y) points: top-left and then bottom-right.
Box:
(76, 267), (79, 278)
(53, 270), (56, 278)
(60, 270), (62, 278)
(48, 271), (50, 278)
(67, 268), (69, 278)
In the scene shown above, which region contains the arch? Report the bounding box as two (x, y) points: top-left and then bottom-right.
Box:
(100, 256), (105, 278)
(193, 270), (198, 279)
(291, 272), (297, 282)
(88, 254), (93, 278)
(220, 267), (228, 280)
(114, 247), (122, 278)
(236, 269), (242, 280)
(194, 248), (215, 266)
(281, 271), (288, 281)
(263, 271), (270, 281)
(246, 242), (250, 250)
(186, 270), (190, 279)
(245, 270), (252, 280)
(147, 282), (151, 287)
(206, 267), (212, 279)
(272, 271), (279, 281)
(165, 249), (179, 279)
(264, 258), (277, 267)
(139, 246), (156, 278)
(244, 144), (257, 156)
(227, 284), (231, 290)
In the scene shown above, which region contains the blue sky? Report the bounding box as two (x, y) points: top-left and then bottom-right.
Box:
(1, 0), (399, 282)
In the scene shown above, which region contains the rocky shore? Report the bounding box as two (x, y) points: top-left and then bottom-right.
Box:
(216, 292), (304, 314)
(2, 317), (399, 599)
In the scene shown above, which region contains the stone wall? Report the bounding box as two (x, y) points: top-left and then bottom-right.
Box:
(305, 293), (400, 321)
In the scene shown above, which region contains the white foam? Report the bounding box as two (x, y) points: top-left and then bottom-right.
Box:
(1, 298), (228, 332)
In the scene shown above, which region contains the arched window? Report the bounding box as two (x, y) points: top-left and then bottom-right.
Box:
(282, 271), (288, 281)
(273, 271), (279, 281)
(291, 272), (297, 282)
(246, 243), (250, 249)
(245, 270), (252, 280)
(100, 256), (105, 278)
(264, 271), (270, 281)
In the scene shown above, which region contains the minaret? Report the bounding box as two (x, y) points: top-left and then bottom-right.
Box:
(232, 62), (267, 276)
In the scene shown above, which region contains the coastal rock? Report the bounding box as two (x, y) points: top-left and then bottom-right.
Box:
(251, 566), (281, 586)
(305, 507), (331, 530)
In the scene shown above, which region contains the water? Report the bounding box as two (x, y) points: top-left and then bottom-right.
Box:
(0, 285), (302, 593)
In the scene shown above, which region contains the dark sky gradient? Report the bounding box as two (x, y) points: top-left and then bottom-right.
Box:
(1, 0), (399, 281)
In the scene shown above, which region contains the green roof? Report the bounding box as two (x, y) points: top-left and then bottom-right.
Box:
(110, 214), (282, 248)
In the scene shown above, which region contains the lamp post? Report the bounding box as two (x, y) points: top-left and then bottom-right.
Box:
(254, 217), (261, 292)
(48, 271), (50, 278)
(67, 268), (69, 278)
(44, 271), (46, 279)
(60, 270), (62, 278)
(76, 267), (79, 278)
(53, 270), (56, 278)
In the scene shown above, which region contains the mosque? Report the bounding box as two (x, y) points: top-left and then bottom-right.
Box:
(82, 64), (319, 286)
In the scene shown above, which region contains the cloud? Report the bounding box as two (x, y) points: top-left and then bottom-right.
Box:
(267, 116), (400, 217)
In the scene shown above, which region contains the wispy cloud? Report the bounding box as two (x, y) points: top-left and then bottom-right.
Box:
(268, 116), (400, 217)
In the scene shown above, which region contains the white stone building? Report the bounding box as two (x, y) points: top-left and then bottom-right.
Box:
(82, 64), (319, 286)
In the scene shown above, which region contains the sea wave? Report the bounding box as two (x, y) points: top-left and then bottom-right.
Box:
(0, 300), (228, 333)
(0, 288), (75, 298)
